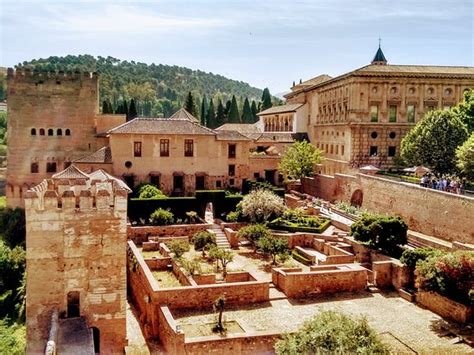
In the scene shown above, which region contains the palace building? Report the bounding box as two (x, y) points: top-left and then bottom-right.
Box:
(280, 46), (474, 174)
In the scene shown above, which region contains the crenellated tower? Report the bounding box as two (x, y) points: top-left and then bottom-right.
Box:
(6, 68), (101, 207)
(24, 164), (129, 354)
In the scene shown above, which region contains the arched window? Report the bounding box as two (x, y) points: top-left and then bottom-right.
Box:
(65, 129), (71, 136)
(39, 128), (45, 136)
(31, 128), (37, 136)
(48, 129), (54, 136)
(57, 129), (62, 136)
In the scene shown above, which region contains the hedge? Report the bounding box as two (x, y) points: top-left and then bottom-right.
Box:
(128, 197), (198, 222)
(268, 218), (331, 234)
(292, 250), (312, 265)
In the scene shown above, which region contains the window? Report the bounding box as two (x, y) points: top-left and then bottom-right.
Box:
(65, 129), (71, 136)
(388, 146), (396, 157)
(48, 129), (54, 136)
(195, 176), (205, 190)
(330, 145), (333, 154)
(426, 105), (435, 112)
(31, 128), (37, 136)
(228, 164), (235, 176)
(125, 161), (133, 169)
(64, 161), (71, 169)
(389, 105), (397, 122)
(30, 162), (39, 173)
(228, 144), (236, 158)
(371, 131), (378, 139)
(253, 172), (260, 179)
(46, 162), (57, 173)
(216, 180), (222, 188)
(39, 128), (45, 136)
(160, 139), (169, 157)
(341, 145), (345, 156)
(369, 146), (378, 156)
(184, 139), (193, 157)
(67, 291), (80, 318)
(389, 132), (396, 139)
(133, 142), (142, 157)
(229, 178), (235, 186)
(335, 145), (339, 155)
(444, 88), (452, 96)
(57, 129), (62, 136)
(370, 105), (378, 122)
(150, 175), (160, 187)
(407, 105), (415, 123)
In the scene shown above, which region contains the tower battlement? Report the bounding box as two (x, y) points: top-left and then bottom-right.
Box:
(7, 67), (98, 82)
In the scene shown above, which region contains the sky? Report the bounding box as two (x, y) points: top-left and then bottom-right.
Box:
(0, 0), (472, 94)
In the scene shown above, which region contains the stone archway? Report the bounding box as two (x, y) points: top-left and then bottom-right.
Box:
(350, 189), (363, 207)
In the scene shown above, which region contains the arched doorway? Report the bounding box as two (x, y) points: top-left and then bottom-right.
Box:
(67, 291), (80, 318)
(90, 327), (100, 354)
(350, 189), (363, 207)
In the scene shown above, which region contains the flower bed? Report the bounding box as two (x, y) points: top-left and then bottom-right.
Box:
(268, 218), (331, 234)
(416, 291), (473, 323)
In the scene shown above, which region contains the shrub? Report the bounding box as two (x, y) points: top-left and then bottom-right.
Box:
(181, 257), (202, 276)
(208, 247), (234, 277)
(185, 211), (199, 224)
(400, 247), (444, 270)
(291, 250), (312, 266)
(0, 320), (25, 355)
(226, 211), (240, 222)
(334, 201), (367, 217)
(192, 231), (216, 256)
(167, 240), (190, 259)
(0, 208), (26, 248)
(238, 189), (285, 223)
(149, 208), (174, 226)
(237, 224), (272, 250)
(135, 183), (165, 199)
(350, 214), (407, 257)
(415, 251), (474, 305)
(257, 236), (289, 264)
(268, 217), (331, 234)
(275, 310), (389, 354)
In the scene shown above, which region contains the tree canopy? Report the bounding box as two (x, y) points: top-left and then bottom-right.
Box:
(227, 95), (241, 123)
(279, 140), (323, 180)
(261, 88), (273, 111)
(456, 132), (474, 180)
(400, 109), (468, 176)
(452, 89), (474, 134)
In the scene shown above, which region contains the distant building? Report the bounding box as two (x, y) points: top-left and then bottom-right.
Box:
(281, 46), (474, 174)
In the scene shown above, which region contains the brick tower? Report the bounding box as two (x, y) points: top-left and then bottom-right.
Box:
(24, 164), (129, 354)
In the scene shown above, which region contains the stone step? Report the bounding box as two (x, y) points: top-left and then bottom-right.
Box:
(269, 287), (287, 301)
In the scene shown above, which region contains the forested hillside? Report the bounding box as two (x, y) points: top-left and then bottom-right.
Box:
(15, 55), (280, 123)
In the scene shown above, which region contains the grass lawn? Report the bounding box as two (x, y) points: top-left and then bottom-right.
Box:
(0, 196), (5, 209)
(141, 249), (165, 259)
(152, 270), (182, 288)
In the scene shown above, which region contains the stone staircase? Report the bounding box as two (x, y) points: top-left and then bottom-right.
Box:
(210, 224), (231, 249)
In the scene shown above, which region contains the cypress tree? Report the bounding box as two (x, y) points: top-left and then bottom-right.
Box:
(216, 99), (226, 128)
(128, 99), (138, 120)
(123, 99), (129, 118)
(251, 100), (258, 122)
(184, 91), (197, 117)
(261, 88), (273, 111)
(207, 99), (216, 128)
(102, 100), (109, 114)
(224, 100), (231, 118)
(107, 99), (114, 114)
(241, 98), (254, 123)
(227, 95), (240, 123)
(200, 95), (208, 126)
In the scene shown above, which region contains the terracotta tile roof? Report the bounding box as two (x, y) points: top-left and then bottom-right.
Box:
(258, 103), (304, 116)
(52, 164), (90, 180)
(291, 74), (332, 90)
(215, 130), (251, 141)
(256, 132), (295, 143)
(215, 123), (261, 134)
(108, 117), (215, 135)
(74, 146), (112, 164)
(169, 108), (199, 122)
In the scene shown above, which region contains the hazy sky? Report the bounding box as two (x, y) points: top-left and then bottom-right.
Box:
(0, 0), (472, 93)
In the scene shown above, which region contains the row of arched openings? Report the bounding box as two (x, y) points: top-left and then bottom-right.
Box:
(31, 128), (71, 136)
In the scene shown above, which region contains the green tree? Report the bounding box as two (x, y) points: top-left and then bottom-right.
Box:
(257, 236), (289, 264)
(200, 95), (208, 127)
(237, 224), (273, 251)
(456, 132), (474, 180)
(0, 208), (26, 249)
(150, 208), (174, 226)
(241, 97), (254, 123)
(184, 91), (198, 117)
(261, 88), (272, 111)
(207, 99), (216, 128)
(251, 100), (258, 122)
(279, 140), (323, 180)
(350, 214), (408, 257)
(192, 231), (216, 256)
(208, 247), (234, 278)
(400, 110), (468, 176)
(167, 240), (190, 259)
(452, 89), (474, 133)
(216, 99), (226, 128)
(128, 98), (138, 120)
(102, 100), (109, 114)
(238, 190), (285, 224)
(275, 311), (390, 354)
(227, 95), (240, 123)
(137, 184), (165, 199)
(0, 319), (25, 355)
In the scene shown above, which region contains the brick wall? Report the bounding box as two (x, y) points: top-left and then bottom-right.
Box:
(127, 223), (212, 245)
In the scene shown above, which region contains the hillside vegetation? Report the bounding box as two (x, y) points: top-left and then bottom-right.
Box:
(15, 55), (280, 121)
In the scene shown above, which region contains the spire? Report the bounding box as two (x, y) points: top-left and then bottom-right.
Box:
(371, 38), (387, 65)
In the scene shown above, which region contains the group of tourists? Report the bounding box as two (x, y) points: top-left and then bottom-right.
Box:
(419, 174), (468, 195)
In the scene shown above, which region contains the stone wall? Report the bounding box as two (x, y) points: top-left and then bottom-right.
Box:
(416, 291), (473, 324)
(127, 223), (212, 245)
(302, 174), (474, 244)
(272, 265), (367, 298)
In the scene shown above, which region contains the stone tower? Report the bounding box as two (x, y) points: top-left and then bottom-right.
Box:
(24, 164), (129, 354)
(6, 68), (100, 207)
